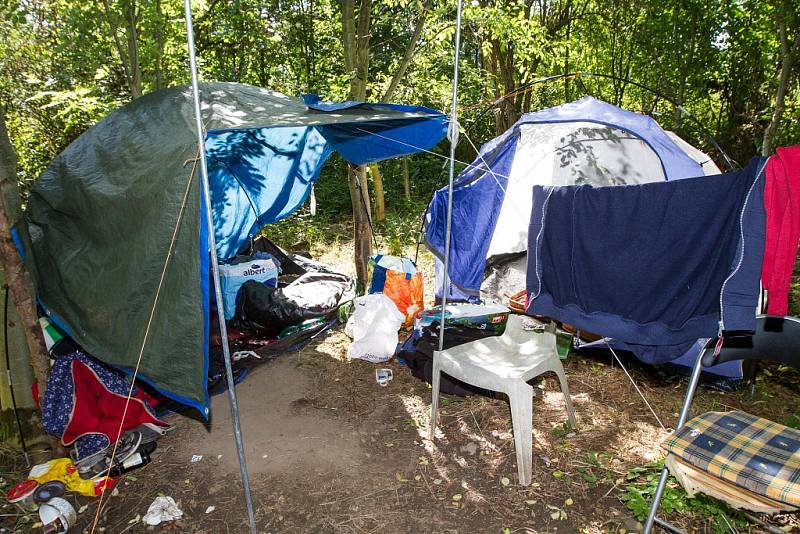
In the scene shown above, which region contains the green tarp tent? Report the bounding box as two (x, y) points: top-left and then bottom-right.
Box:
(17, 82), (447, 414)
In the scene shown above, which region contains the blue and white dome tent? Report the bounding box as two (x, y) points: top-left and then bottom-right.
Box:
(425, 96), (721, 303)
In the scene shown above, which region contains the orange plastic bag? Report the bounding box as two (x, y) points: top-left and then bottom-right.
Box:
(382, 270), (424, 327)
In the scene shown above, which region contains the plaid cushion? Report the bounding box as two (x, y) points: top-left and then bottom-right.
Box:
(662, 411), (800, 506)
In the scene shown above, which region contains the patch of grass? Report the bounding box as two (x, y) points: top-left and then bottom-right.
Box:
(549, 421), (572, 438)
(620, 461), (749, 534)
(784, 413), (800, 429)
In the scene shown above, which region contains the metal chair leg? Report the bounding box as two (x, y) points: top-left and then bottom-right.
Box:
(643, 467), (672, 533)
(643, 341), (710, 532)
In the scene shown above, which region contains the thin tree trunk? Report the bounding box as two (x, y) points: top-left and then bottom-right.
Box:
(402, 157), (411, 201)
(763, 17), (799, 156)
(0, 113), (51, 436)
(342, 0), (374, 290)
(154, 0), (164, 91)
(381, 0), (430, 101)
(352, 0), (372, 100)
(125, 0), (142, 97)
(342, 0), (357, 78)
(368, 164), (385, 222)
(347, 165), (373, 292)
(100, 0), (142, 98)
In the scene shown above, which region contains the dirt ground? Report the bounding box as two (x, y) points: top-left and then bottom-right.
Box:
(1, 244), (799, 533)
(2, 325), (799, 534)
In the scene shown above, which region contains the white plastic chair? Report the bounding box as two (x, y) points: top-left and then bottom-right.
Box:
(429, 314), (577, 485)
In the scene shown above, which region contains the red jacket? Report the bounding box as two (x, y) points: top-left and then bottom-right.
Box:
(762, 146), (800, 315)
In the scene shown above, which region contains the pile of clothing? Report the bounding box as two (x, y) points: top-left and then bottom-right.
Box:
(38, 341), (173, 505)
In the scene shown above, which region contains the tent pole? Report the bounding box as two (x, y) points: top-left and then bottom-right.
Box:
(182, 3), (257, 533)
(436, 0), (463, 353)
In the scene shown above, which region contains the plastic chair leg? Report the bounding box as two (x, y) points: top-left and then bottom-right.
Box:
(429, 358), (441, 441)
(553, 365), (577, 429)
(508, 382), (534, 485)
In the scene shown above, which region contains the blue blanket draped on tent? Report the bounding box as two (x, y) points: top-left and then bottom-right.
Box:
(526, 157), (767, 367)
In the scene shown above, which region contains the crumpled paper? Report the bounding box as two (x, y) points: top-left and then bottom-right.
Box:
(142, 496), (183, 526)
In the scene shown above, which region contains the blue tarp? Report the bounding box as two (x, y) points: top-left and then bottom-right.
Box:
(210, 96), (447, 260)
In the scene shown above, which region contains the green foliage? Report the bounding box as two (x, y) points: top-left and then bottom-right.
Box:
(621, 461), (749, 533)
(2, 0), (799, 191)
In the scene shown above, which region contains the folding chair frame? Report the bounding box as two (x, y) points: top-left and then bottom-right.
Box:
(644, 315), (800, 532)
(643, 342), (707, 533)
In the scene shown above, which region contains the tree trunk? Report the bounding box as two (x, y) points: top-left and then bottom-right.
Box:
(125, 0), (143, 98)
(347, 165), (373, 292)
(342, 0), (357, 80)
(381, 0), (431, 102)
(100, 0), (142, 98)
(368, 164), (385, 222)
(0, 113), (52, 436)
(762, 17), (799, 156)
(402, 157), (411, 201)
(342, 0), (375, 290)
(154, 0), (164, 91)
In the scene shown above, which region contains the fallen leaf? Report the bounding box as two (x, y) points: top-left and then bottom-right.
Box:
(451, 493), (462, 501)
(414, 475), (421, 481)
(395, 472), (408, 482)
(552, 470), (564, 479)
(79, 505), (89, 514)
(128, 514), (140, 524)
(500, 477), (510, 486)
(433, 478), (443, 485)
(205, 505), (215, 514)
(525, 499), (537, 506)
(461, 480), (469, 489)
(565, 497), (574, 506)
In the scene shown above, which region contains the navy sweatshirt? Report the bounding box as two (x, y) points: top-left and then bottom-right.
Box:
(526, 157), (767, 350)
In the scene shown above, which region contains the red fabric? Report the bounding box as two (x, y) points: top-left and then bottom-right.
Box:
(762, 146), (800, 315)
(61, 360), (167, 446)
(32, 382), (40, 409)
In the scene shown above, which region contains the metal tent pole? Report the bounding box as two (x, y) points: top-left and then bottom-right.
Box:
(436, 0), (464, 353)
(183, 3), (257, 533)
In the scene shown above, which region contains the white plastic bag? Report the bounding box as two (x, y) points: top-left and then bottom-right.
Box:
(142, 496), (183, 526)
(347, 294), (404, 363)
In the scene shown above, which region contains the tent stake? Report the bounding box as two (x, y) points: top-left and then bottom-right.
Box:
(183, 3), (257, 533)
(436, 0), (463, 352)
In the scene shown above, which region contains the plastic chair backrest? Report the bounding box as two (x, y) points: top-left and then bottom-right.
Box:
(702, 315), (800, 371)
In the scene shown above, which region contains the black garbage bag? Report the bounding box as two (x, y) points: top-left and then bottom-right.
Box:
(232, 280), (315, 338)
(397, 321), (499, 397)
